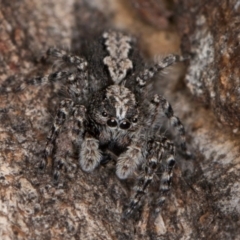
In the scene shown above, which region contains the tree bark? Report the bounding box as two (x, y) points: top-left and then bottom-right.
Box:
(0, 0), (239, 239)
(175, 0), (240, 129)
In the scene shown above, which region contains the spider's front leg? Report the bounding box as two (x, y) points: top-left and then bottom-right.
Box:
(123, 138), (164, 217)
(52, 105), (86, 180)
(39, 99), (74, 170)
(124, 136), (176, 217)
(148, 93), (190, 158)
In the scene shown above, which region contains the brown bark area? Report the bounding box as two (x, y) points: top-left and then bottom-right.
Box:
(175, 0), (240, 129)
(0, 0), (239, 239)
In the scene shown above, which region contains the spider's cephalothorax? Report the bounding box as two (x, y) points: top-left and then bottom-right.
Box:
(85, 84), (143, 180)
(29, 31), (189, 216)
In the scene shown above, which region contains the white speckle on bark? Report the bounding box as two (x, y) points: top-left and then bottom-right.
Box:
(186, 15), (215, 99)
(154, 214), (167, 235)
(218, 182), (240, 215)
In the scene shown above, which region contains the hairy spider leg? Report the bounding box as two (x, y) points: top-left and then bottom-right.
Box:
(47, 47), (88, 71)
(136, 54), (189, 87)
(150, 94), (190, 157)
(17, 47), (88, 91)
(17, 71), (73, 91)
(52, 105), (86, 181)
(116, 138), (145, 179)
(124, 138), (164, 216)
(39, 99), (74, 170)
(124, 137), (175, 216)
(79, 132), (102, 173)
(155, 137), (176, 210)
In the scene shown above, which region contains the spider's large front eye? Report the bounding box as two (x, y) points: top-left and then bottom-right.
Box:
(120, 120), (131, 129)
(107, 118), (117, 127)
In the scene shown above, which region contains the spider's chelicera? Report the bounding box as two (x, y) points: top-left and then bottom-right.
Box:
(31, 31), (189, 216)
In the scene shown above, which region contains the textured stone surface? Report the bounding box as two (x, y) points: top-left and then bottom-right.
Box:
(0, 0), (240, 239)
(175, 0), (240, 129)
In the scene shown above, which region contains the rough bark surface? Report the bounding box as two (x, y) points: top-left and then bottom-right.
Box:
(175, 0), (240, 129)
(0, 0), (239, 240)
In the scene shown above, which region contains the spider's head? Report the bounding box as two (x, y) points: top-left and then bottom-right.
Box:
(90, 85), (139, 132)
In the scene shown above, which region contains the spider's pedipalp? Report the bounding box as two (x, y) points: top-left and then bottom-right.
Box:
(116, 140), (145, 179)
(79, 133), (102, 172)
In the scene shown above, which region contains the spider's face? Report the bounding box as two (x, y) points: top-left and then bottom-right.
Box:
(91, 85), (139, 132)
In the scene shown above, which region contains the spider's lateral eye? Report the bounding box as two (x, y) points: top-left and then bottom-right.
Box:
(107, 118), (117, 127)
(102, 112), (108, 117)
(132, 117), (138, 123)
(120, 120), (131, 130)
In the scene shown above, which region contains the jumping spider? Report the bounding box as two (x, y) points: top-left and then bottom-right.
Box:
(29, 31), (189, 216)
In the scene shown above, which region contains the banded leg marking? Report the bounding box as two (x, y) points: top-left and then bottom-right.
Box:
(136, 54), (189, 87)
(39, 99), (74, 170)
(124, 140), (164, 216)
(152, 94), (189, 156)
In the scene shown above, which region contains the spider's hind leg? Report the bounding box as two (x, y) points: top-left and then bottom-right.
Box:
(46, 47), (88, 71)
(15, 48), (88, 92)
(136, 54), (189, 87)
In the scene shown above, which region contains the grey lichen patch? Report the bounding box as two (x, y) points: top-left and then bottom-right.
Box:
(185, 15), (215, 100)
(177, 0), (240, 129)
(217, 181), (240, 215)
